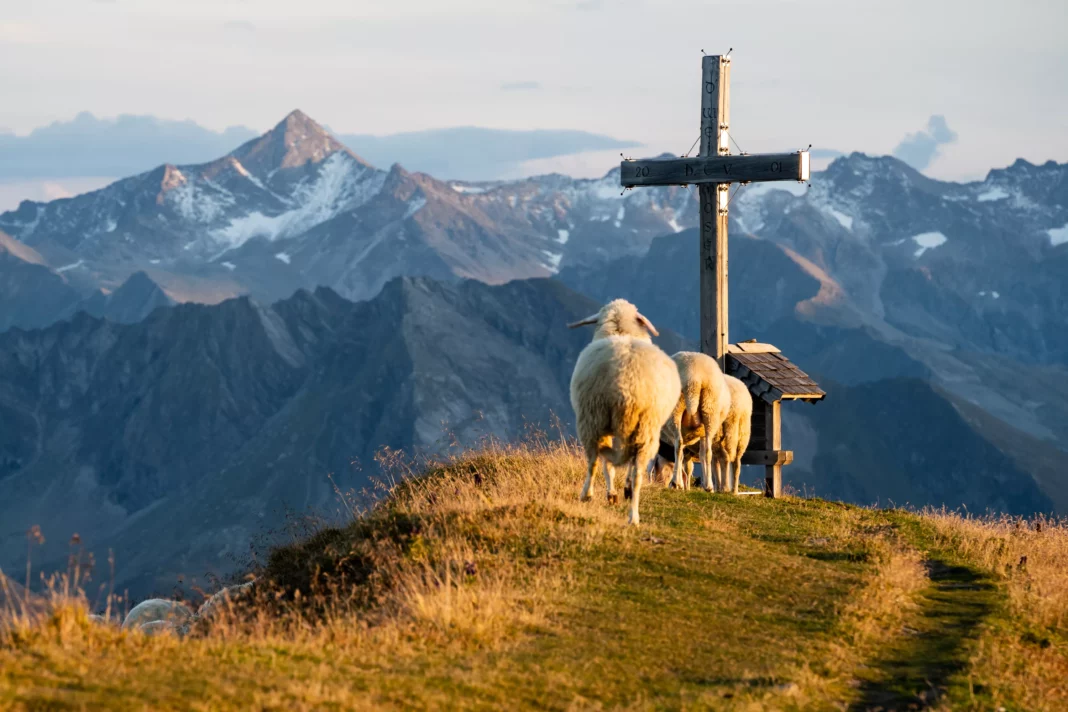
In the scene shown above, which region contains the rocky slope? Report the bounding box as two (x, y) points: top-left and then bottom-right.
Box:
(0, 277), (687, 597)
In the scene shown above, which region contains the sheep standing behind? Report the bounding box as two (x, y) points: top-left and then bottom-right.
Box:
(649, 437), (698, 487)
(569, 300), (681, 525)
(714, 375), (754, 494)
(664, 352), (730, 492)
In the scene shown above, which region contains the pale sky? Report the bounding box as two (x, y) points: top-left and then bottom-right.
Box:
(1, 0), (1067, 182)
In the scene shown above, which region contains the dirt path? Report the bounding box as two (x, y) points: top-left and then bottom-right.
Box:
(850, 556), (998, 711)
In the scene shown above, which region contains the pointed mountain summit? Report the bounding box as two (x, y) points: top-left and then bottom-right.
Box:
(230, 110), (369, 177)
(102, 271), (175, 324)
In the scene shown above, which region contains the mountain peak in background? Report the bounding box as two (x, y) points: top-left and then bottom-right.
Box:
(0, 112), (640, 200)
(230, 109), (358, 176)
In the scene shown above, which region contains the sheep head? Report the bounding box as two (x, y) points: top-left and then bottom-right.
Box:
(568, 299), (659, 341)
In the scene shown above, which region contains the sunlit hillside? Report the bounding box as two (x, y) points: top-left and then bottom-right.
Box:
(2, 439), (1065, 711)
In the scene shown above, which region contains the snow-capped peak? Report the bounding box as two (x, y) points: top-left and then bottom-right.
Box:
(228, 110), (369, 178)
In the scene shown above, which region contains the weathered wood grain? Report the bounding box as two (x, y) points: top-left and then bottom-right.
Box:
(741, 449), (794, 466)
(699, 55), (730, 365)
(727, 342), (781, 354)
(764, 399), (783, 498)
(620, 152), (809, 187)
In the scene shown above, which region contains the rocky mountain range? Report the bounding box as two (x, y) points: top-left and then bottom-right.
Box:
(0, 277), (687, 597)
(1, 111), (1066, 598)
(0, 110), (689, 330)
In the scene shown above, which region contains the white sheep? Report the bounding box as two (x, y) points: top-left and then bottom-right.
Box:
(714, 375), (754, 494)
(569, 299), (681, 525)
(663, 352), (731, 492)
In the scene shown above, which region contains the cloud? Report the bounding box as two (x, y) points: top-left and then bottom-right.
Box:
(222, 20), (256, 33)
(500, 81), (541, 92)
(0, 22), (48, 45)
(892, 115), (958, 171)
(0, 113), (258, 180)
(0, 178), (115, 212)
(339, 127), (639, 180)
(0, 112), (639, 185)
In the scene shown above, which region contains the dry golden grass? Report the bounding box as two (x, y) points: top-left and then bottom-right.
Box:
(4, 437), (617, 649)
(925, 511), (1068, 630)
(253, 436), (621, 645)
(3, 439), (1067, 711)
(924, 511), (1068, 711)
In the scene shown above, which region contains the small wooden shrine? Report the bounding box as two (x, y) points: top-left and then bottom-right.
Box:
(727, 342), (825, 496)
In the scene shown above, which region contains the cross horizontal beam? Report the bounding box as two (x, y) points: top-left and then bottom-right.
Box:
(620, 151), (809, 187)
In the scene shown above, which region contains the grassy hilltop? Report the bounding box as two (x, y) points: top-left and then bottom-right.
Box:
(2, 439), (1066, 711)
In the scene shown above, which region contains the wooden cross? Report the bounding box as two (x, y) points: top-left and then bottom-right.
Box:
(620, 54), (810, 367)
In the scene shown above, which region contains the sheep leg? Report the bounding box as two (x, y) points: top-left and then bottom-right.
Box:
(700, 434), (714, 492)
(580, 449), (598, 502)
(732, 457), (742, 495)
(604, 460), (619, 505)
(684, 459), (694, 490)
(626, 459), (642, 526)
(669, 408), (684, 490)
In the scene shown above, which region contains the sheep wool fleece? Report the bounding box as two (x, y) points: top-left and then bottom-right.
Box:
(570, 335), (681, 466)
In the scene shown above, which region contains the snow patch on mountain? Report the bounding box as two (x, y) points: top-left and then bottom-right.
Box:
(56, 259), (85, 273)
(912, 231), (947, 257)
(587, 172), (628, 201)
(977, 187), (1009, 202)
(1048, 223), (1068, 247)
(211, 153), (386, 251)
(556, 229), (570, 244)
(825, 207), (853, 230)
(542, 250), (562, 273)
(168, 180), (235, 224)
(668, 217), (683, 233)
(450, 184), (487, 194)
(403, 197), (427, 219)
(232, 159), (268, 191)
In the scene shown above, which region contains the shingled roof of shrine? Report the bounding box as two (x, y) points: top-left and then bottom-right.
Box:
(725, 342), (825, 404)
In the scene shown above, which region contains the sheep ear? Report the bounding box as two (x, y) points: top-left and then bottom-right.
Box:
(636, 312), (659, 336)
(567, 314), (599, 329)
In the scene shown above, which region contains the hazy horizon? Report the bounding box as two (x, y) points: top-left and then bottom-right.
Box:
(2, 0), (1067, 208)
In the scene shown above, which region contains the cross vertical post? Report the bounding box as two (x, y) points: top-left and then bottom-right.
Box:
(619, 55), (818, 499)
(699, 55), (730, 368)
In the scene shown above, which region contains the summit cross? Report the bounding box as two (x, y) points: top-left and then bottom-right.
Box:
(620, 54), (810, 366)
